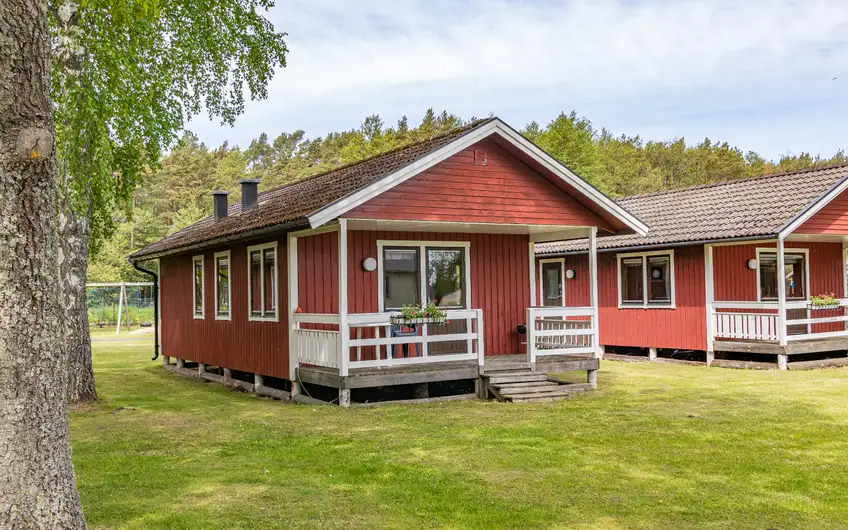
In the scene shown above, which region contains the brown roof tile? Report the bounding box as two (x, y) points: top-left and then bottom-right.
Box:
(130, 119), (497, 259)
(537, 163), (848, 254)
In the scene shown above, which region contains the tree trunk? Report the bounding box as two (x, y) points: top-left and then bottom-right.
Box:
(60, 189), (96, 403)
(0, 1), (87, 528)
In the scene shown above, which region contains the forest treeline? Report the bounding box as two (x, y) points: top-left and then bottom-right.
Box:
(91, 109), (847, 282)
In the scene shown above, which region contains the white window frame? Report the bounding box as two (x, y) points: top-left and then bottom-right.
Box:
(756, 247), (810, 302)
(376, 240), (472, 312)
(247, 241), (279, 322)
(538, 258), (566, 307)
(192, 254), (205, 319)
(214, 250), (232, 321)
(617, 249), (676, 309)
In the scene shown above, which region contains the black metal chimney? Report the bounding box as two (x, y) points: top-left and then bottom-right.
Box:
(211, 190), (230, 221)
(239, 178), (261, 211)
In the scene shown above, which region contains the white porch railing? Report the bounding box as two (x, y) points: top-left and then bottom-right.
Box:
(292, 309), (484, 374)
(711, 300), (848, 343)
(526, 307), (596, 362)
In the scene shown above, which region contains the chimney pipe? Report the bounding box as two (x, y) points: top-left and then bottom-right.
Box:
(211, 190), (230, 221)
(239, 179), (261, 211)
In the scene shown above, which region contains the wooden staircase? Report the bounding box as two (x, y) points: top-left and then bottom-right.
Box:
(482, 361), (594, 402)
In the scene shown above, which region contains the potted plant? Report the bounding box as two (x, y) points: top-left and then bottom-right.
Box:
(808, 293), (842, 311)
(391, 301), (448, 325)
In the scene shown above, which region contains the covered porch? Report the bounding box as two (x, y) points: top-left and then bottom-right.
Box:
(287, 220), (603, 405)
(706, 234), (848, 370)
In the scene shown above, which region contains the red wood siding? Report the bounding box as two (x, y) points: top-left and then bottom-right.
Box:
(540, 245), (707, 351)
(797, 188), (848, 234)
(534, 255), (590, 307)
(347, 230), (531, 356)
(297, 231), (338, 314)
(160, 237), (290, 379)
(345, 139), (613, 230)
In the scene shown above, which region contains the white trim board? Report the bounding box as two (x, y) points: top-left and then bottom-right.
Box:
(755, 247), (810, 303)
(213, 250), (232, 321)
(616, 249), (676, 309)
(307, 119), (648, 236)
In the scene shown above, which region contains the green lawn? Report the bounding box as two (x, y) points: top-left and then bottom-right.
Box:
(72, 338), (848, 529)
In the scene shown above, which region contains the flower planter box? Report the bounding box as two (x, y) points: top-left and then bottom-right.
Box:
(389, 316), (446, 326)
(807, 303), (842, 311)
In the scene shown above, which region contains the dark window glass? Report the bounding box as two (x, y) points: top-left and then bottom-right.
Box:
(216, 256), (229, 315)
(383, 248), (419, 309)
(621, 257), (644, 304)
(760, 253), (806, 300)
(542, 262), (563, 307)
(427, 248), (465, 308)
(263, 248), (276, 315)
(648, 255), (671, 303)
(250, 250), (262, 315)
(194, 258), (203, 315)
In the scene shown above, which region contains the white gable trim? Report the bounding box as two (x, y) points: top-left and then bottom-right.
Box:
(779, 174), (848, 238)
(307, 119), (648, 236)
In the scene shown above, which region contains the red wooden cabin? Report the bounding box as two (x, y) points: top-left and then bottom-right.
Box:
(536, 164), (848, 370)
(129, 118), (646, 405)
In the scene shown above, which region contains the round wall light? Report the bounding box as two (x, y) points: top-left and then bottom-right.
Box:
(747, 258), (758, 270)
(362, 257), (377, 272)
(565, 269), (575, 279)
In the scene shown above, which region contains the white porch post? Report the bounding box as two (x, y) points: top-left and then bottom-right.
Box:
(338, 219), (350, 378)
(287, 233), (301, 389)
(704, 244), (715, 365)
(777, 236), (788, 347)
(588, 227), (601, 358)
(528, 240), (537, 307)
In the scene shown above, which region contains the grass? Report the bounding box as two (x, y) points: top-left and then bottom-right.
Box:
(71, 339), (848, 529)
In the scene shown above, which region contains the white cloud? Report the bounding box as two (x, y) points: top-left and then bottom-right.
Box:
(189, 0), (848, 159)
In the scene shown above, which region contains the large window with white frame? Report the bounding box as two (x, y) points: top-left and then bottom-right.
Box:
(247, 242), (278, 321)
(214, 250), (231, 320)
(756, 248), (809, 301)
(192, 255), (204, 319)
(617, 250), (675, 308)
(378, 241), (470, 311)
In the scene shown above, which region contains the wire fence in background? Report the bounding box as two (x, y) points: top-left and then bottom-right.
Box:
(87, 282), (155, 332)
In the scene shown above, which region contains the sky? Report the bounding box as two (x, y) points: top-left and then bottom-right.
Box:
(187, 0), (848, 160)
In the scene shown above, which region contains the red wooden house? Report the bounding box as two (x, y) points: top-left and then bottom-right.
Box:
(536, 163), (848, 370)
(129, 118), (647, 405)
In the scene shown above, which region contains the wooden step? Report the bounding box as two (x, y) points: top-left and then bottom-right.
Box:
(484, 363), (532, 373)
(497, 383), (565, 396)
(492, 381), (561, 391)
(506, 384), (592, 402)
(486, 372), (549, 385)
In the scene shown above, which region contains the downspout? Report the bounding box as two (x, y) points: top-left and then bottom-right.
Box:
(128, 257), (160, 361)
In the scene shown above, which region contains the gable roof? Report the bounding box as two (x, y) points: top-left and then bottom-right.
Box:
(130, 118), (647, 261)
(537, 163), (848, 255)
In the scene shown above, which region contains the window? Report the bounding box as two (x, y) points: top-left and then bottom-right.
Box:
(758, 250), (808, 301)
(192, 255), (204, 319)
(427, 248), (465, 308)
(379, 241), (470, 311)
(617, 251), (675, 308)
(247, 242), (278, 321)
(539, 259), (564, 307)
(214, 251), (231, 320)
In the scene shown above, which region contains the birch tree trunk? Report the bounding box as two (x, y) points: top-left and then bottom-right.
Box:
(59, 188), (96, 403)
(0, 1), (87, 527)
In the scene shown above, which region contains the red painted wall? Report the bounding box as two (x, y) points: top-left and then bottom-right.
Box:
(345, 139), (613, 230)
(537, 245), (707, 351)
(160, 236), (290, 379)
(797, 189), (848, 234)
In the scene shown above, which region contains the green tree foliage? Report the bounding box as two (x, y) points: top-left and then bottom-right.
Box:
(89, 108), (847, 282)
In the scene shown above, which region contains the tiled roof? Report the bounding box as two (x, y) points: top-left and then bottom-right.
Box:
(537, 163), (848, 254)
(130, 119), (497, 259)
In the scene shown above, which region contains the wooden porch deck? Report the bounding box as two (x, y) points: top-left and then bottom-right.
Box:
(714, 336), (848, 356)
(296, 353), (599, 390)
